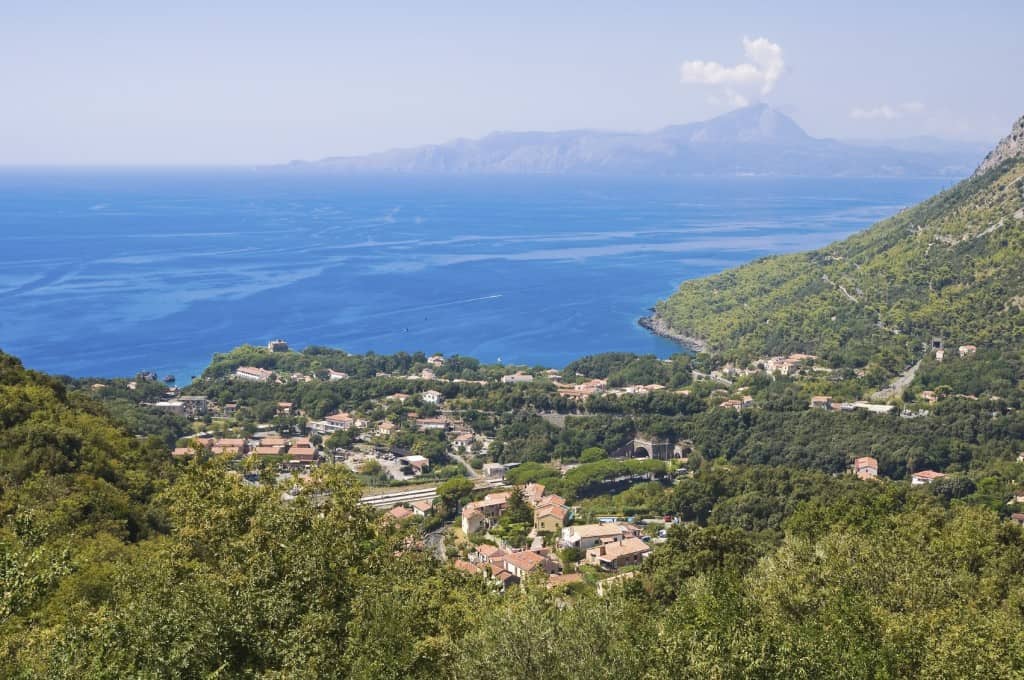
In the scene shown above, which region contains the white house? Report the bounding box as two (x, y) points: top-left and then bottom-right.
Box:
(501, 371), (534, 384)
(235, 366), (274, 382)
(422, 389), (444, 404)
(911, 470), (946, 485)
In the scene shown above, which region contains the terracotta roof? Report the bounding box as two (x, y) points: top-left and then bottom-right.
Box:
(453, 559), (480, 574)
(547, 573), (584, 588)
(386, 506), (414, 520)
(503, 550), (547, 573)
(536, 505), (569, 522)
(594, 537), (650, 562)
(411, 500), (433, 512)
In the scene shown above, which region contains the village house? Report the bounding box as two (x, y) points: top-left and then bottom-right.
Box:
(309, 412), (355, 434)
(327, 369), (349, 381)
(911, 470), (946, 485)
(935, 348), (945, 362)
(461, 492), (511, 534)
(385, 506), (414, 522)
(422, 389), (444, 404)
(276, 402), (293, 416)
(171, 447), (196, 458)
(1011, 513), (1024, 527)
(534, 503), (570, 532)
(401, 454), (431, 475)
(501, 371), (534, 384)
(376, 421), (397, 437)
(252, 444), (286, 457)
(387, 392), (410, 403)
(420, 368), (437, 380)
(853, 456), (879, 480)
(428, 354), (445, 367)
(415, 416), (448, 432)
(482, 462), (506, 480)
(959, 344), (977, 357)
(501, 549), (560, 580)
(411, 500), (433, 516)
(453, 559), (481, 575)
(919, 390), (938, 404)
(452, 432), (475, 450)
(151, 400), (186, 417)
(212, 438), (248, 456)
(560, 523), (641, 551)
(235, 366), (274, 382)
(810, 395), (833, 410)
(719, 396), (754, 412)
(585, 536), (651, 570)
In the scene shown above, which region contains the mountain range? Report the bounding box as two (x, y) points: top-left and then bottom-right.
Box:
(292, 104), (986, 178)
(653, 111), (1024, 368)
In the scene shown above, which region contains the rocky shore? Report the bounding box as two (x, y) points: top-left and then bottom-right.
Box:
(638, 311), (709, 353)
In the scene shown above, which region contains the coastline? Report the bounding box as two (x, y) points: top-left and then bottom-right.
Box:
(638, 311), (709, 354)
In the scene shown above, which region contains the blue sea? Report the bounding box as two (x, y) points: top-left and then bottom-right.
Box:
(0, 169), (950, 380)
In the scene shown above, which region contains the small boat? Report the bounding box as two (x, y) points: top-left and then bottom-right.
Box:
(163, 374), (176, 383)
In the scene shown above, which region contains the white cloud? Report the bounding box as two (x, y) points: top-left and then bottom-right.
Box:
(680, 37), (785, 107)
(850, 101), (926, 120)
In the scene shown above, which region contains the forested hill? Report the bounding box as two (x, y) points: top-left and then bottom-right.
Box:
(654, 112), (1024, 368)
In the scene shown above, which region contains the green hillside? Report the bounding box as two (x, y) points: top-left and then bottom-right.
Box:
(655, 116), (1024, 369)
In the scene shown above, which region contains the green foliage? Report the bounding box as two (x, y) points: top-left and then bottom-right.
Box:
(656, 159), (1024, 370)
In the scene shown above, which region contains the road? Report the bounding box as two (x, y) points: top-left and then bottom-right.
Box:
(448, 450), (480, 479)
(870, 360), (921, 401)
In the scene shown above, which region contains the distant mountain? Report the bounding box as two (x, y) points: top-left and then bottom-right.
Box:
(652, 111), (1024, 366)
(293, 104), (983, 178)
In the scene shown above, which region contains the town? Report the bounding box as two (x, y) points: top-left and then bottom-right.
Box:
(75, 335), (1016, 592)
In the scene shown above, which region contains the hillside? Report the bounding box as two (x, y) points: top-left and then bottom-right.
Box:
(291, 104), (980, 178)
(653, 113), (1024, 369)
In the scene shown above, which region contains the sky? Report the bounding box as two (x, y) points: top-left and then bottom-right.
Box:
(2, 0), (1022, 165)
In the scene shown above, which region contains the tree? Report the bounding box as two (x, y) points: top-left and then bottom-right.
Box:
(580, 446), (608, 464)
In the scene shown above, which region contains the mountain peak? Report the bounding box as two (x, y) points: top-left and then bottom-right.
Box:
(665, 104), (810, 145)
(975, 112), (1024, 176)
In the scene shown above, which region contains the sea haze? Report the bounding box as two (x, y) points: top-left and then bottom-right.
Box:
(0, 169), (950, 380)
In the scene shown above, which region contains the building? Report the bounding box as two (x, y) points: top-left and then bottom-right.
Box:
(252, 445), (286, 457)
(151, 400), (185, 417)
(501, 549), (559, 579)
(401, 455), (431, 475)
(482, 463), (506, 480)
(171, 447), (196, 458)
(415, 416), (448, 432)
(310, 412), (355, 434)
(386, 506), (414, 522)
(560, 523), (640, 551)
(911, 470), (946, 485)
(420, 368), (436, 380)
(1011, 513), (1024, 527)
(328, 369), (349, 381)
(958, 345), (978, 358)
(376, 421), (397, 437)
(452, 433), (475, 450)
(585, 537), (651, 570)
(387, 393), (410, 403)
(276, 402), (294, 416)
(461, 492), (511, 534)
(522, 483), (547, 506)
(534, 503), (570, 533)
(235, 366), (274, 382)
(501, 371), (534, 384)
(853, 456), (879, 480)
(267, 339), (289, 352)
(411, 500), (433, 516)
(810, 396), (833, 410)
(422, 389), (444, 404)
(212, 438), (248, 456)
(428, 354), (445, 367)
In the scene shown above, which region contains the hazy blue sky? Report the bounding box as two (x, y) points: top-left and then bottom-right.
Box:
(2, 1), (1022, 164)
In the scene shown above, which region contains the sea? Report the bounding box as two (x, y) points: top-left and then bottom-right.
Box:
(0, 169), (951, 382)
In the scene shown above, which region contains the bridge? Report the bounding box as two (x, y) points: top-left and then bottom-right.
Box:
(614, 435), (684, 461)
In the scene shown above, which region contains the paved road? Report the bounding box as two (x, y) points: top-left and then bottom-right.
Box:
(448, 451), (480, 479)
(871, 360), (921, 401)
